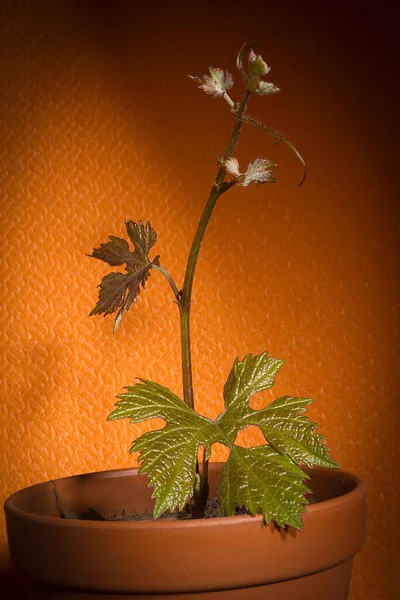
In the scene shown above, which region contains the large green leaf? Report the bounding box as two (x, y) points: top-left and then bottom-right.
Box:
(222, 352), (284, 426)
(89, 220), (159, 332)
(218, 353), (338, 469)
(246, 395), (338, 468)
(217, 445), (309, 530)
(109, 352), (338, 528)
(109, 381), (221, 518)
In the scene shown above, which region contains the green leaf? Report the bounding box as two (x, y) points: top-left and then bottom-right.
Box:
(109, 381), (221, 518)
(222, 352), (284, 425)
(250, 395), (339, 468)
(218, 353), (338, 468)
(217, 445), (309, 529)
(89, 220), (159, 331)
(110, 353), (338, 528)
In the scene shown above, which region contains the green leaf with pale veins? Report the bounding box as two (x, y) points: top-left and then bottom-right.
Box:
(89, 220), (159, 332)
(109, 380), (221, 518)
(109, 352), (338, 528)
(222, 352), (284, 420)
(217, 445), (309, 530)
(246, 395), (339, 469)
(218, 352), (338, 469)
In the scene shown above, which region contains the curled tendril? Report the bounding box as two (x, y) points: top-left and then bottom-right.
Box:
(243, 115), (307, 186)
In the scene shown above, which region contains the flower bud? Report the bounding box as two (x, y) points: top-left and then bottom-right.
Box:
(248, 50), (270, 76)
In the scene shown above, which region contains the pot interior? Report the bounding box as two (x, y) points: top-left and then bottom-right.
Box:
(9, 464), (360, 521)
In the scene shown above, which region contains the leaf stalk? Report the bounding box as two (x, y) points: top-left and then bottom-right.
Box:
(152, 263), (180, 301)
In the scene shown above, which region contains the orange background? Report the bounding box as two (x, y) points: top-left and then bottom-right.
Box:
(1, 1), (399, 598)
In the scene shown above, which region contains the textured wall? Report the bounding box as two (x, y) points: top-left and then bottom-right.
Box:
(1, 0), (399, 598)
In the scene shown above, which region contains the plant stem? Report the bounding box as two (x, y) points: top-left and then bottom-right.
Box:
(180, 90), (251, 515)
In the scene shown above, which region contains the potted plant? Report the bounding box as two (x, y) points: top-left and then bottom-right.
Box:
(4, 42), (366, 599)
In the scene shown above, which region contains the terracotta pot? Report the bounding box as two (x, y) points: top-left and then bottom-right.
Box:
(4, 463), (366, 599)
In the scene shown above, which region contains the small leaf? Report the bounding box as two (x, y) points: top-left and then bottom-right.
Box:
(90, 220), (159, 331)
(224, 157), (241, 178)
(190, 67), (233, 98)
(242, 158), (276, 187)
(126, 220), (157, 261)
(90, 236), (133, 266)
(248, 49), (271, 76)
(90, 272), (132, 318)
(208, 67), (233, 93)
(257, 81), (280, 95)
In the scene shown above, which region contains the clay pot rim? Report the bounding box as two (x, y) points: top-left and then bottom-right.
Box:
(4, 464), (367, 531)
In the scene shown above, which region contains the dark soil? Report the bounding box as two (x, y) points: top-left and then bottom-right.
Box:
(52, 481), (314, 522)
(108, 498), (251, 521)
(59, 498), (251, 522)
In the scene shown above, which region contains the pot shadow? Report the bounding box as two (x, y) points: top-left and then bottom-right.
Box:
(0, 568), (36, 600)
